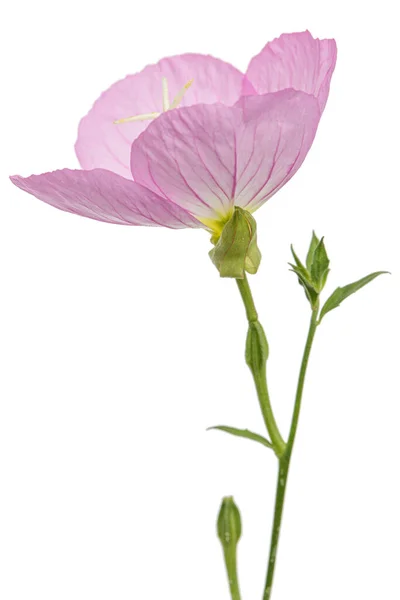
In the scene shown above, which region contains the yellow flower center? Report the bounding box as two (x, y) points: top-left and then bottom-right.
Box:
(113, 77), (194, 125)
(197, 210), (234, 244)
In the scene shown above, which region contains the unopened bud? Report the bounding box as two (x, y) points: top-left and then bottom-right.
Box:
(289, 232), (330, 308)
(217, 496), (242, 549)
(245, 321), (269, 374)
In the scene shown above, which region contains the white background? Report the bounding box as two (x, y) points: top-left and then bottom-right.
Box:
(1, 1), (399, 599)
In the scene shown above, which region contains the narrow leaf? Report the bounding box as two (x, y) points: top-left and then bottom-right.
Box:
(207, 426), (273, 449)
(319, 271), (389, 322)
(306, 231), (320, 271)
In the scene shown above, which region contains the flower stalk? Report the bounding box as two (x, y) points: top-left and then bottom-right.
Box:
(235, 232), (326, 597)
(236, 272), (320, 598)
(236, 275), (286, 457)
(210, 228), (387, 600)
(263, 300), (319, 599)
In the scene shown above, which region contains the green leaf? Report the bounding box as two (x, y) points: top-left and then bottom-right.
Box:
(310, 237), (330, 292)
(209, 207), (261, 279)
(207, 425), (273, 449)
(319, 271), (389, 322)
(306, 231), (320, 271)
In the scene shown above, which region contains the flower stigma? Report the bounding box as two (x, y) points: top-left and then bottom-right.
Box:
(113, 77), (194, 124)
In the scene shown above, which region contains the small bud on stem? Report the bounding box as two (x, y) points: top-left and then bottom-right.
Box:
(289, 231), (330, 309)
(217, 496), (242, 600)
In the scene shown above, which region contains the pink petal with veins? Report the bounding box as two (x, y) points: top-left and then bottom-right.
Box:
(130, 90), (320, 220)
(246, 31), (337, 112)
(234, 90), (320, 212)
(10, 169), (201, 228)
(131, 103), (240, 220)
(75, 54), (253, 179)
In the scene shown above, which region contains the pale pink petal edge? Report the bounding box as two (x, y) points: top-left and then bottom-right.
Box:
(10, 169), (201, 229)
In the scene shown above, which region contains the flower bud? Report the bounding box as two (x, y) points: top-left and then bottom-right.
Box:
(245, 320), (269, 375)
(289, 232), (330, 308)
(217, 496), (242, 549)
(209, 207), (261, 279)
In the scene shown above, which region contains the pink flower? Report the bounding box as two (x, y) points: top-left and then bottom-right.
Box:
(10, 31), (336, 234)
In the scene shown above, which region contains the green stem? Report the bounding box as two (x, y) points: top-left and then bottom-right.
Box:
(262, 301), (319, 600)
(262, 458), (289, 600)
(236, 274), (258, 322)
(252, 371), (285, 457)
(236, 276), (285, 456)
(223, 548), (241, 600)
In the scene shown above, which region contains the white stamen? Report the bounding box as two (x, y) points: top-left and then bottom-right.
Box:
(113, 77), (193, 125)
(170, 79), (194, 109)
(113, 112), (160, 124)
(162, 77), (170, 111)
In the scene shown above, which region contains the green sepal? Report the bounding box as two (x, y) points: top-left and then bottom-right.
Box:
(290, 244), (319, 306)
(245, 243), (262, 274)
(290, 245), (309, 280)
(245, 320), (269, 374)
(306, 231), (320, 271)
(217, 496), (242, 549)
(207, 425), (273, 449)
(289, 264), (319, 307)
(319, 271), (389, 322)
(310, 237), (330, 292)
(209, 207), (261, 279)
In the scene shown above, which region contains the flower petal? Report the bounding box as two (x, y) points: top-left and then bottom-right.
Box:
(75, 54), (251, 179)
(131, 103), (240, 221)
(246, 31), (337, 112)
(130, 89), (320, 219)
(233, 91), (320, 212)
(10, 169), (200, 228)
